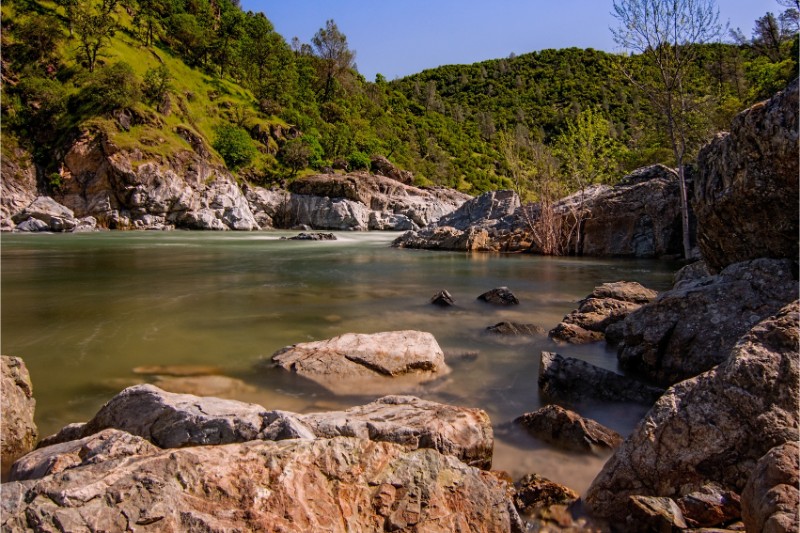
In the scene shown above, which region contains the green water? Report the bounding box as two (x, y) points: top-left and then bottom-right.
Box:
(1, 230), (679, 492)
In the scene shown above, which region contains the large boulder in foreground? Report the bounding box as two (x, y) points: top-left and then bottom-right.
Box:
(2, 437), (520, 533)
(694, 79), (799, 273)
(1, 356), (38, 478)
(36, 386), (493, 470)
(618, 258), (797, 386)
(742, 441), (800, 533)
(549, 281), (658, 345)
(585, 301), (799, 521)
(271, 330), (450, 394)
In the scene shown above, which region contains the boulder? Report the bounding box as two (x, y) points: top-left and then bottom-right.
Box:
(370, 155), (414, 185)
(302, 395), (493, 470)
(11, 196), (77, 229)
(549, 281), (658, 345)
(435, 189), (521, 231)
(626, 495), (689, 531)
(1, 356), (38, 479)
(10, 428), (158, 482)
(618, 258), (798, 386)
(2, 437), (521, 533)
(430, 289), (456, 307)
(15, 217), (49, 232)
(282, 231), (337, 241)
(1, 146), (37, 222)
(694, 79), (799, 273)
(271, 330), (450, 395)
(677, 483), (742, 528)
(78, 384), (273, 448)
(368, 211), (417, 230)
(514, 405), (622, 455)
(393, 225), (492, 251)
(513, 473), (579, 515)
(585, 301), (800, 521)
(477, 287), (520, 305)
(243, 186), (290, 228)
(486, 322), (546, 336)
(538, 351), (665, 405)
(741, 441), (800, 533)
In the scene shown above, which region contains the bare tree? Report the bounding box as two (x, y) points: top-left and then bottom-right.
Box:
(611, 0), (723, 259)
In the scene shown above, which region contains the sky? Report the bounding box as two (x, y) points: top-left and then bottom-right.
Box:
(240, 1), (784, 81)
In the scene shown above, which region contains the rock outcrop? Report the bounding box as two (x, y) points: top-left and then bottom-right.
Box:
(1, 356), (38, 479)
(549, 281), (658, 345)
(617, 257), (797, 386)
(514, 404), (622, 455)
(0, 145), (37, 225)
(11, 196), (82, 232)
(271, 330), (450, 394)
(3, 437), (520, 533)
(538, 351), (665, 405)
(394, 165), (685, 257)
(741, 441), (800, 533)
(585, 301), (799, 522)
(694, 79), (799, 273)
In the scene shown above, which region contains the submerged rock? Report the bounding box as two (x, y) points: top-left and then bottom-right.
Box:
(270, 330), (450, 394)
(585, 301), (800, 522)
(282, 232), (337, 240)
(538, 351), (664, 405)
(486, 322), (546, 336)
(514, 405), (622, 456)
(1, 356), (38, 479)
(477, 287), (520, 305)
(2, 437), (521, 533)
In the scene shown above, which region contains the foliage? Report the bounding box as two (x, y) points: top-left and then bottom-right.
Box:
(81, 61), (142, 111)
(347, 151), (370, 170)
(142, 65), (172, 104)
(213, 124), (257, 169)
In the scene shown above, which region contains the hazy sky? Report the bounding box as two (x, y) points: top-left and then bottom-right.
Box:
(241, 1), (783, 81)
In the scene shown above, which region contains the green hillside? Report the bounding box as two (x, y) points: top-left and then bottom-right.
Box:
(2, 0), (797, 196)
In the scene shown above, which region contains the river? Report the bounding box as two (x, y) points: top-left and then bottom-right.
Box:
(1, 230), (680, 493)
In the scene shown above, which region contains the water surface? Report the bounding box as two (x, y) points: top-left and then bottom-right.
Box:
(1, 231), (679, 492)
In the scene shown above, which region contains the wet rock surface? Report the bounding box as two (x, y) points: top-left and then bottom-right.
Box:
(477, 287), (520, 305)
(486, 322), (546, 336)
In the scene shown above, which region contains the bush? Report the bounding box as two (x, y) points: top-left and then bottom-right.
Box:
(347, 151), (370, 170)
(83, 62), (141, 112)
(142, 65), (171, 105)
(213, 124), (257, 169)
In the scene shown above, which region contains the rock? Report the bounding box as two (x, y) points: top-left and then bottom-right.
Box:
(694, 79), (799, 273)
(243, 186), (290, 228)
(513, 473), (579, 515)
(79, 384), (273, 448)
(514, 405), (622, 455)
(549, 281), (658, 345)
(673, 260), (711, 287)
(486, 322), (546, 336)
(585, 301), (800, 521)
(393, 225), (492, 251)
(741, 441), (800, 533)
(11, 196), (77, 230)
(430, 289), (456, 307)
(435, 189), (521, 231)
(368, 211), (417, 230)
(538, 351), (665, 405)
(1, 356), (38, 479)
(477, 287), (520, 305)
(15, 217), (49, 232)
(36, 423), (87, 449)
(627, 495), (689, 531)
(10, 429), (158, 482)
(618, 258), (797, 386)
(1, 146), (37, 222)
(271, 330), (450, 395)
(677, 483), (742, 528)
(302, 395), (494, 469)
(2, 437), (520, 533)
(370, 155), (414, 184)
(151, 375), (257, 397)
(282, 232), (337, 240)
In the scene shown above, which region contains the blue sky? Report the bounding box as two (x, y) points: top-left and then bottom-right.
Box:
(240, 1), (784, 81)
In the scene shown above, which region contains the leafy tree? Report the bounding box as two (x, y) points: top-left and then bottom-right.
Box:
(13, 14), (64, 68)
(347, 151), (370, 170)
(611, 0), (723, 259)
(142, 64), (171, 104)
(73, 0), (119, 72)
(82, 61), (141, 111)
(213, 124), (257, 169)
(279, 138), (310, 175)
(311, 19), (356, 101)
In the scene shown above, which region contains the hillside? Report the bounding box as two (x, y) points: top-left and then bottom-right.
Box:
(1, 0), (797, 202)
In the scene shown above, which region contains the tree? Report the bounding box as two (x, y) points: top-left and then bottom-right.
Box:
(213, 125), (257, 169)
(311, 19), (356, 101)
(73, 0), (119, 72)
(611, 0), (723, 259)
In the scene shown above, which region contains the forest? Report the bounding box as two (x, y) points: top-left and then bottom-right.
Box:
(2, 0), (798, 199)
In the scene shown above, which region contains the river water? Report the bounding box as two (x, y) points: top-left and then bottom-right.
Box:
(1, 231), (679, 492)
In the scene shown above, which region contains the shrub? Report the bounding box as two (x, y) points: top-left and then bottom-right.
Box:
(347, 151), (370, 170)
(83, 62), (141, 112)
(142, 65), (171, 105)
(213, 124), (257, 169)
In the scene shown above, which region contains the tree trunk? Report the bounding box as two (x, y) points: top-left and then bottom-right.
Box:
(677, 161), (692, 259)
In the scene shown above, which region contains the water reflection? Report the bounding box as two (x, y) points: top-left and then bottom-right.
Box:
(1, 230), (679, 493)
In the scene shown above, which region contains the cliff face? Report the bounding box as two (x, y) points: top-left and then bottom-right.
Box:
(694, 79), (799, 272)
(2, 129), (468, 232)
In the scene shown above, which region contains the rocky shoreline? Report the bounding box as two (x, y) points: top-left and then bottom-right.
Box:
(1, 76), (797, 532)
